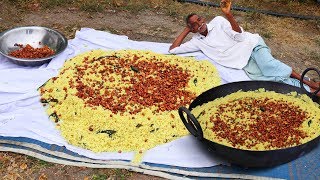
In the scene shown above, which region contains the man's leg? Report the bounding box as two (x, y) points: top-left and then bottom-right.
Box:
(250, 38), (292, 78)
(291, 70), (320, 90)
(251, 38), (319, 89)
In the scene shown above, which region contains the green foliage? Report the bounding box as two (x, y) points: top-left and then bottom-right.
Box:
(92, 174), (108, 180)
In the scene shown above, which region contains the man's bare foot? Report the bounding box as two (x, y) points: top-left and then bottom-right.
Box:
(306, 80), (320, 90)
(310, 88), (320, 97)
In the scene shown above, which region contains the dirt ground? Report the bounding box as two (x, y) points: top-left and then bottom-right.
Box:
(0, 1), (319, 179)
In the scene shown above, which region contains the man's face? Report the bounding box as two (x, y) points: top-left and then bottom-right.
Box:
(187, 15), (207, 33)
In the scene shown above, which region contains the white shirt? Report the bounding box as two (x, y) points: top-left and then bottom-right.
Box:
(169, 16), (260, 69)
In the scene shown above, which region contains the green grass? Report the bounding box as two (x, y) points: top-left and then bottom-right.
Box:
(27, 155), (37, 161)
(118, 1), (149, 12)
(2, 0), (209, 19)
(6, 0), (320, 12)
(91, 169), (131, 180)
(80, 0), (105, 12)
(0, 26), (9, 32)
(92, 174), (108, 180)
(6, 0), (319, 20)
(245, 11), (262, 22)
(26, 156), (54, 168)
(41, 0), (74, 8)
(38, 159), (54, 167)
(310, 51), (320, 61)
(114, 169), (130, 180)
(261, 30), (273, 39)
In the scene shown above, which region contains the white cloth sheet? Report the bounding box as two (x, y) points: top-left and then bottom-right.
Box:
(0, 28), (250, 167)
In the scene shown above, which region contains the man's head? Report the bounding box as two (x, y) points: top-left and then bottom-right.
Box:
(186, 13), (207, 34)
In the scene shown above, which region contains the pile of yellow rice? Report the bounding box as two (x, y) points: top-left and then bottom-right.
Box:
(192, 89), (320, 150)
(39, 49), (221, 161)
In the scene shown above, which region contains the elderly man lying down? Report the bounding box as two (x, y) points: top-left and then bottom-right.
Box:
(169, 0), (320, 96)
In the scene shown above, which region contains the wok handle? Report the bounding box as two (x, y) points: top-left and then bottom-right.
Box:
(300, 68), (320, 97)
(178, 106), (203, 140)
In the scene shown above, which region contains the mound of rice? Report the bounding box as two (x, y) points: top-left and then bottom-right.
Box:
(192, 89), (320, 150)
(39, 49), (221, 159)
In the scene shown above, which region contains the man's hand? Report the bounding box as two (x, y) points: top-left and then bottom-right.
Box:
(220, 0), (231, 15)
(220, 0), (242, 33)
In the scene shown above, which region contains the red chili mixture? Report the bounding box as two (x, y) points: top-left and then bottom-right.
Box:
(61, 54), (196, 115)
(211, 97), (307, 149)
(9, 43), (55, 59)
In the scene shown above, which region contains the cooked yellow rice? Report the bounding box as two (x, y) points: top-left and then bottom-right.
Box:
(191, 89), (320, 150)
(39, 49), (221, 159)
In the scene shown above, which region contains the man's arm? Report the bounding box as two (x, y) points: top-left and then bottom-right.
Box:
(169, 27), (191, 50)
(220, 0), (242, 33)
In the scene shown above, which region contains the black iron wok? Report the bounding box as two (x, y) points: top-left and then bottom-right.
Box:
(178, 68), (320, 167)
